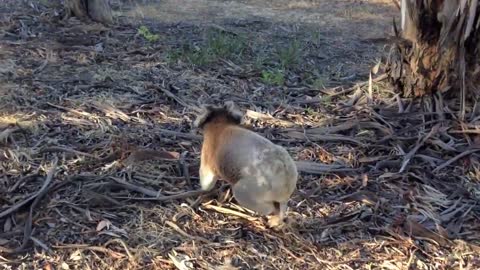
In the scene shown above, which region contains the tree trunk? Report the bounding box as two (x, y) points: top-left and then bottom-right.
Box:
(386, 0), (480, 118)
(65, 0), (113, 24)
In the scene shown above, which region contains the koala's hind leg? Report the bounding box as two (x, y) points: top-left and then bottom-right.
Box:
(267, 201), (288, 228)
(199, 165), (218, 191)
(232, 180), (276, 216)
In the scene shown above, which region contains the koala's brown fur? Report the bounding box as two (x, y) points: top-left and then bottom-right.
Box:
(194, 101), (298, 227)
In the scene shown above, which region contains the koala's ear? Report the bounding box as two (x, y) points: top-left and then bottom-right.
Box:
(193, 105), (215, 128)
(224, 101), (243, 124)
(224, 101), (235, 111)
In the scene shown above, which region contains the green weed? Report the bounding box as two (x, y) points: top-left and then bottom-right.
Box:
(138, 25), (159, 43)
(185, 48), (211, 66)
(304, 107), (315, 115)
(276, 40), (302, 69)
(312, 77), (327, 89)
(167, 30), (247, 66)
(261, 70), (285, 86)
(320, 95), (332, 105)
(205, 31), (246, 60)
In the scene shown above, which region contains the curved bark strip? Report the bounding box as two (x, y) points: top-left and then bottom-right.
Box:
(64, 0), (113, 24)
(386, 0), (480, 109)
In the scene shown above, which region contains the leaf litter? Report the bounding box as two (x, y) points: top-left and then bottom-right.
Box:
(0, 0), (479, 269)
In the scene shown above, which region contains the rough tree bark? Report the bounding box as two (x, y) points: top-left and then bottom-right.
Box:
(386, 0), (480, 118)
(64, 0), (113, 24)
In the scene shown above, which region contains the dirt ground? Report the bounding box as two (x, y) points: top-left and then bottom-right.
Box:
(1, 1), (479, 269)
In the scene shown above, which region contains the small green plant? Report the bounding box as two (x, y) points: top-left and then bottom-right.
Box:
(311, 31), (324, 47)
(320, 95), (332, 105)
(185, 49), (211, 66)
(206, 31), (246, 60)
(138, 25), (159, 42)
(165, 49), (183, 63)
(261, 70), (285, 86)
(277, 40), (302, 69)
(304, 107), (315, 115)
(169, 30), (247, 66)
(254, 54), (267, 70)
(312, 77), (327, 89)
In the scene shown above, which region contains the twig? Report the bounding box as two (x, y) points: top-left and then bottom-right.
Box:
(0, 158), (58, 254)
(202, 204), (257, 221)
(37, 146), (97, 158)
(110, 177), (160, 197)
(165, 220), (210, 243)
(8, 173), (40, 193)
(295, 161), (360, 174)
(52, 244), (126, 259)
(399, 124), (439, 173)
(104, 238), (134, 259)
(179, 151), (192, 188)
(30, 236), (52, 254)
(113, 189), (211, 201)
(156, 128), (202, 141)
(46, 102), (91, 117)
(148, 82), (196, 110)
(432, 148), (480, 173)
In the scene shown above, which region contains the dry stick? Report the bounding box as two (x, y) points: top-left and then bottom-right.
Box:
(0, 183), (50, 219)
(156, 128), (202, 141)
(52, 244), (125, 258)
(113, 189), (211, 201)
(202, 204), (257, 221)
(164, 220), (210, 243)
(178, 151), (192, 188)
(432, 148), (480, 173)
(37, 146), (97, 158)
(103, 238), (134, 259)
(399, 124), (440, 173)
(110, 177), (159, 197)
(46, 102), (91, 117)
(149, 83), (198, 111)
(8, 173), (40, 193)
(295, 161), (360, 174)
(30, 236), (52, 254)
(0, 158), (58, 254)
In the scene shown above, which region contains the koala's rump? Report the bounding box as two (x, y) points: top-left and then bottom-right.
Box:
(215, 127), (297, 199)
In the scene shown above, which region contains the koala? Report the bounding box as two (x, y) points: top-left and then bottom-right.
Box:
(194, 101), (298, 228)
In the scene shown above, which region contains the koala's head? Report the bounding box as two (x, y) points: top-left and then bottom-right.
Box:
(193, 101), (243, 129)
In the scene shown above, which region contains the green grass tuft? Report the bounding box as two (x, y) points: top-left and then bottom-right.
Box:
(261, 70), (285, 86)
(138, 25), (160, 43)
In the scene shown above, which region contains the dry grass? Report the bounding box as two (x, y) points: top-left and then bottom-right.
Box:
(0, 1), (479, 269)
